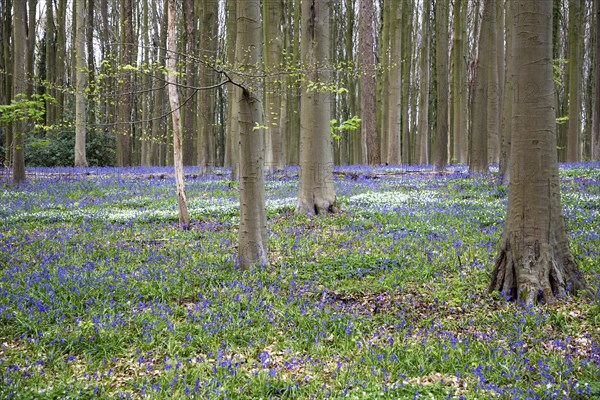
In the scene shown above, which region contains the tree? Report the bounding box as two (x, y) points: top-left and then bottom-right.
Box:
(486, 0), (499, 165)
(117, 0), (134, 166)
(499, 0), (513, 181)
(12, 0), (26, 183)
(434, 0), (449, 170)
(566, 0), (583, 162)
(359, 0), (378, 165)
(74, 0), (88, 167)
(297, 0), (336, 215)
(166, 0), (189, 229)
(418, 0), (430, 165)
(489, 0), (588, 305)
(235, 0), (267, 268)
(263, 0), (285, 172)
(452, 0), (467, 164)
(469, 0), (491, 174)
(594, 0), (600, 160)
(386, 1), (401, 165)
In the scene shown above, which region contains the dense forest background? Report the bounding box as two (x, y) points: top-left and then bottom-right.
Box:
(0, 0), (598, 172)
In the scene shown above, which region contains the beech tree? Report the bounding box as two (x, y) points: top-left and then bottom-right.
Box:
(297, 0), (337, 215)
(74, 0), (88, 167)
(12, 0), (26, 183)
(434, 0), (449, 170)
(594, 0), (600, 160)
(236, 0), (267, 268)
(566, 0), (583, 162)
(359, 0), (379, 165)
(489, 0), (588, 304)
(166, 0), (189, 229)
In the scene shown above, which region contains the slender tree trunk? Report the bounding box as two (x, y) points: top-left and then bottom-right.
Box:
(224, 0), (237, 171)
(297, 0), (336, 215)
(499, 0), (513, 182)
(3, 0), (13, 166)
(12, 0), (26, 183)
(86, 0), (95, 127)
(359, 0), (379, 165)
(181, 0), (195, 165)
(490, 0), (589, 305)
(452, 0), (467, 164)
(74, 0), (88, 167)
(418, 0), (430, 165)
(26, 0), (36, 99)
(166, 0), (189, 229)
(45, 0), (57, 127)
(434, 0), (449, 170)
(263, 0), (285, 171)
(378, 0), (391, 163)
(117, 0), (134, 166)
(593, 0), (600, 160)
(469, 0), (490, 173)
(386, 1), (401, 164)
(567, 0), (583, 162)
(235, 0), (267, 268)
(400, 1), (413, 164)
(486, 0), (499, 164)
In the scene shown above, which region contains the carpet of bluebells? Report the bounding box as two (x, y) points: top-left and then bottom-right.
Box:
(0, 163), (599, 399)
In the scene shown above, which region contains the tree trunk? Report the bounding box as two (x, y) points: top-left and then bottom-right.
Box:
(469, 0), (490, 174)
(117, 0), (134, 166)
(182, 0), (196, 166)
(386, 1), (401, 164)
(452, 0), (467, 164)
(490, 0), (589, 305)
(486, 0), (499, 164)
(297, 0), (336, 215)
(359, 0), (379, 165)
(44, 0), (57, 127)
(3, 0), (13, 166)
(12, 0), (26, 184)
(197, 1), (218, 174)
(418, 0), (430, 165)
(74, 0), (88, 167)
(499, 0), (513, 182)
(400, 1), (413, 164)
(263, 0), (285, 171)
(593, 0), (600, 160)
(434, 0), (449, 170)
(224, 0), (237, 172)
(379, 0), (391, 163)
(166, 0), (189, 229)
(566, 0), (583, 162)
(235, 0), (267, 268)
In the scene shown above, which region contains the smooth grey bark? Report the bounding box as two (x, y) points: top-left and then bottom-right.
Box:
(434, 0), (449, 170)
(486, 0), (499, 164)
(12, 0), (26, 183)
(117, 0), (134, 166)
(386, 1), (401, 164)
(167, 0), (189, 228)
(469, 0), (490, 174)
(594, 0), (600, 160)
(263, 0), (285, 172)
(418, 0), (430, 165)
(499, 0), (513, 182)
(359, 0), (379, 165)
(297, 0), (336, 215)
(235, 0), (267, 269)
(452, 0), (467, 164)
(490, 0), (589, 305)
(74, 0), (88, 167)
(224, 0), (237, 170)
(566, 0), (583, 162)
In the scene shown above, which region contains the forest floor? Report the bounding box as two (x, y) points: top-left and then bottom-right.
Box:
(1, 163), (599, 399)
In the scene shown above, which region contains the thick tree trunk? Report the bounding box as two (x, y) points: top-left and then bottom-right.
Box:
(379, 0), (390, 163)
(434, 0), (449, 170)
(490, 0), (589, 305)
(182, 0), (196, 166)
(297, 0), (336, 215)
(224, 0), (237, 170)
(166, 0), (189, 229)
(12, 0), (26, 183)
(235, 0), (267, 269)
(74, 0), (88, 167)
(400, 1), (413, 164)
(594, 0), (600, 160)
(359, 0), (379, 165)
(418, 0), (430, 165)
